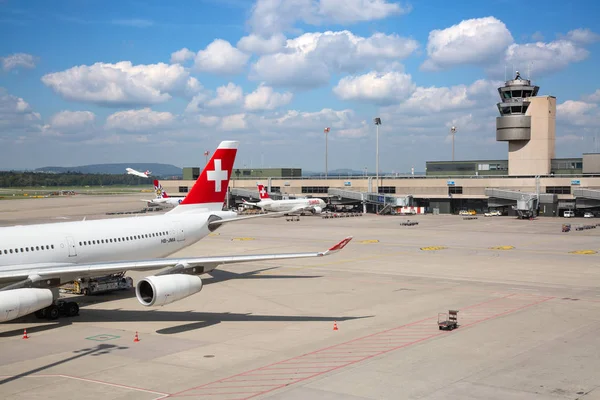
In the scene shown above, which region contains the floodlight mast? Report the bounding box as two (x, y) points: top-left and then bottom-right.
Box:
(374, 118), (382, 192)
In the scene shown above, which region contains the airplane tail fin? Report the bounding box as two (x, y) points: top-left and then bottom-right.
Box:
(257, 184), (271, 200)
(153, 179), (170, 199)
(167, 141), (238, 213)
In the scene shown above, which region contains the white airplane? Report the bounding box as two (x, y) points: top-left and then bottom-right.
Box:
(243, 184), (327, 214)
(0, 141), (352, 322)
(126, 168), (151, 178)
(143, 179), (185, 208)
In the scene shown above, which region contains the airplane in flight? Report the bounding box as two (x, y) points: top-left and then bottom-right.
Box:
(0, 141), (352, 322)
(243, 184), (327, 215)
(143, 180), (185, 208)
(126, 167), (151, 178)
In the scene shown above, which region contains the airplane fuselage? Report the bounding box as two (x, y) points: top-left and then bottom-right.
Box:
(0, 210), (236, 284)
(254, 199), (326, 212)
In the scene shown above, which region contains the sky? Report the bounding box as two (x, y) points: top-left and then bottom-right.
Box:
(1, 0), (600, 173)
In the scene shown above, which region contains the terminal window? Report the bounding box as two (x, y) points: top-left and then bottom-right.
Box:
(448, 186), (463, 195)
(546, 186), (571, 194)
(378, 186), (396, 194)
(178, 186), (189, 193)
(270, 186), (281, 193)
(301, 186), (329, 194)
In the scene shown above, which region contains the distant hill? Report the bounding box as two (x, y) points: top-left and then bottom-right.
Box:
(35, 163), (182, 177)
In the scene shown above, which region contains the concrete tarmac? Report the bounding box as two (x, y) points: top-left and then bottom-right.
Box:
(1, 197), (600, 399)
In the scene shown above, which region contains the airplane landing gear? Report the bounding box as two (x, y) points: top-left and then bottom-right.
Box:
(35, 300), (79, 320)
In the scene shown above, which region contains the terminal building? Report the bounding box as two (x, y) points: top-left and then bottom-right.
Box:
(163, 73), (600, 217)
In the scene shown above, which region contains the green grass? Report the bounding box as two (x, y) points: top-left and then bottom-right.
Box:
(0, 185), (154, 198)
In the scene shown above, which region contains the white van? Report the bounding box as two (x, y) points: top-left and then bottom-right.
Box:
(564, 210), (575, 218)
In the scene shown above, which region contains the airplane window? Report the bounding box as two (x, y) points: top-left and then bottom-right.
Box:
(36, 246), (39, 250)
(51, 245), (54, 249)
(79, 242), (82, 246)
(10, 249), (13, 253)
(15, 249), (18, 253)
(26, 247), (29, 252)
(20, 248), (23, 252)
(3, 250), (6, 254)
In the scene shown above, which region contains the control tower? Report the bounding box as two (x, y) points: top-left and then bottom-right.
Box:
(496, 71), (556, 176)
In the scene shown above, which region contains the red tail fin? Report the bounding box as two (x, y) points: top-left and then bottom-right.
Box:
(178, 141), (238, 209)
(257, 184), (270, 200)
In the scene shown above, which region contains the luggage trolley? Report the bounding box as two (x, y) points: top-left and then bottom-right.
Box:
(437, 310), (459, 331)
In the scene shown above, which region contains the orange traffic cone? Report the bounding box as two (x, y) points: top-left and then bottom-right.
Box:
(22, 329), (29, 339)
(333, 321), (338, 331)
(133, 331), (140, 342)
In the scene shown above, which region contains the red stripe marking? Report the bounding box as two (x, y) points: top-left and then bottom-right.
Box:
(168, 294), (553, 399)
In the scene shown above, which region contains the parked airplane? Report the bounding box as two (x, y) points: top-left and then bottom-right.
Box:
(143, 180), (185, 208)
(126, 167), (151, 178)
(243, 184), (327, 214)
(0, 141), (352, 322)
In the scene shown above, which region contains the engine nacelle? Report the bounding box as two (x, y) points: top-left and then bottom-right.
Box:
(135, 274), (203, 307)
(312, 206), (323, 214)
(0, 288), (53, 322)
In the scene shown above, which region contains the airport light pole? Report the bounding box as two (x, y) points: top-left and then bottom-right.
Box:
(450, 126), (457, 161)
(374, 118), (382, 192)
(324, 127), (330, 178)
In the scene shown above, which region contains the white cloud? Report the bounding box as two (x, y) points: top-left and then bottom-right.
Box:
(333, 71), (415, 105)
(170, 48), (195, 64)
(220, 113), (247, 131)
(421, 17), (513, 71)
(244, 84), (293, 111)
(105, 108), (175, 132)
(421, 18), (597, 78)
(250, 30), (419, 88)
(41, 61), (201, 107)
(390, 79), (501, 114)
(207, 83), (244, 107)
(248, 0), (410, 36)
(502, 39), (589, 77)
(557, 100), (599, 127)
(584, 89), (600, 103)
(1, 53), (36, 71)
(237, 34), (287, 54)
(50, 110), (95, 129)
(0, 88), (41, 136)
(531, 31), (544, 41)
(194, 39), (250, 75)
(563, 28), (600, 45)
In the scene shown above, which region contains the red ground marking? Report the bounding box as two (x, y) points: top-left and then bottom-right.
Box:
(168, 293), (553, 399)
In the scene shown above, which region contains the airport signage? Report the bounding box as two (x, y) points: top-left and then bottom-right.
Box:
(447, 180), (455, 186)
(344, 181), (352, 187)
(571, 180), (581, 185)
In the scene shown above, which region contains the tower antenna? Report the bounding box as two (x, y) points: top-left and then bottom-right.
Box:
(504, 64), (507, 82)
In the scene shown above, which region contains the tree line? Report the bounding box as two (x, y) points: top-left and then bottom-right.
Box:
(0, 172), (154, 187)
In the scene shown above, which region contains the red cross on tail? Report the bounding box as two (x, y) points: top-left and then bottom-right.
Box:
(175, 141), (238, 211)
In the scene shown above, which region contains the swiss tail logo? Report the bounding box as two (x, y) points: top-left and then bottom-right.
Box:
(175, 141), (238, 210)
(257, 184), (270, 200)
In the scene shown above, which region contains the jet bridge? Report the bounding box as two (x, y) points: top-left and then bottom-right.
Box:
(328, 188), (413, 214)
(485, 187), (558, 218)
(572, 188), (600, 209)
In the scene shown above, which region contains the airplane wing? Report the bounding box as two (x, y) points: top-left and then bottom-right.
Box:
(0, 236), (353, 290)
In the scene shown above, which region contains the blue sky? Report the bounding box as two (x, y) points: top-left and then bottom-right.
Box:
(1, 0), (599, 172)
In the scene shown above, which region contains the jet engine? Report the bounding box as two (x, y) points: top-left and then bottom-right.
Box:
(312, 206), (323, 214)
(0, 288), (53, 322)
(135, 274), (203, 307)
